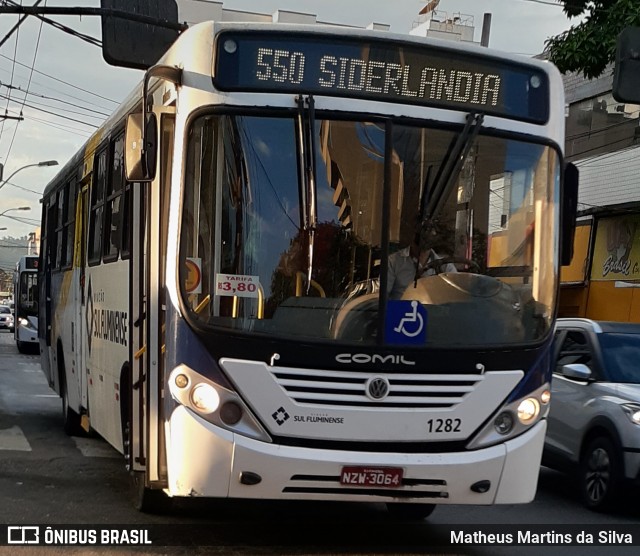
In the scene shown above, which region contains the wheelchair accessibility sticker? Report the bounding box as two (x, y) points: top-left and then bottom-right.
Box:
(385, 300), (427, 345)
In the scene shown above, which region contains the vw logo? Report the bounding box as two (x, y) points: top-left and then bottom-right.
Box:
(366, 376), (390, 401)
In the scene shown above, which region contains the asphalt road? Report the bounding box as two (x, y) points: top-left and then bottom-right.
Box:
(1, 329), (639, 556)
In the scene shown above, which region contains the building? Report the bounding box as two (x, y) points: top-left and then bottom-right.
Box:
(409, 10), (478, 43)
(559, 66), (640, 322)
(177, 0), (389, 30)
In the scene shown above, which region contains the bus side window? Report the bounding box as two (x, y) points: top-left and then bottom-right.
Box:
(55, 187), (65, 270)
(88, 147), (108, 265)
(48, 195), (58, 270)
(104, 132), (125, 262)
(62, 177), (77, 269)
(120, 182), (133, 259)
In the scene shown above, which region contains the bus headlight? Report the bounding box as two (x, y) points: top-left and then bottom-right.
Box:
(19, 318), (36, 330)
(517, 398), (540, 425)
(190, 384), (220, 414)
(467, 383), (550, 450)
(169, 364), (271, 442)
(494, 412), (514, 435)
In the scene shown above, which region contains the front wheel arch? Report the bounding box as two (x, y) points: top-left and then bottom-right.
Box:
(579, 420), (624, 475)
(58, 340), (85, 436)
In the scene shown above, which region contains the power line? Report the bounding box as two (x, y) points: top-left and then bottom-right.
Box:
(566, 114), (640, 142)
(3, 106), (93, 136)
(0, 0), (40, 50)
(0, 92), (100, 128)
(0, 5), (21, 149)
(0, 82), (111, 117)
(0, 54), (118, 105)
(516, 0), (563, 6)
(569, 136), (638, 159)
(1, 214), (40, 225)
(3, 0), (47, 164)
(1, 180), (41, 195)
(0, 91), (104, 124)
(2, 0), (102, 48)
(495, 0), (565, 7)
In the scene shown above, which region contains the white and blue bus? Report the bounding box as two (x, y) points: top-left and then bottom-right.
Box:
(14, 255), (39, 353)
(39, 20), (578, 516)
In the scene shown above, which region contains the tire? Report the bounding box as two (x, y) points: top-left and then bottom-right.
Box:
(59, 349), (85, 437)
(580, 436), (622, 511)
(16, 340), (26, 354)
(386, 503), (436, 520)
(121, 380), (172, 514)
(130, 470), (173, 514)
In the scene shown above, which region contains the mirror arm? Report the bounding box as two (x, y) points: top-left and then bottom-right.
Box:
(141, 64), (183, 178)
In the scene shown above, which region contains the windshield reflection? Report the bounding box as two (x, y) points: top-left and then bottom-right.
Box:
(179, 113), (560, 347)
(600, 333), (640, 383)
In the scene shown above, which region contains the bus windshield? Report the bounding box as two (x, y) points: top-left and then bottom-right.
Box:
(179, 112), (560, 347)
(18, 272), (38, 317)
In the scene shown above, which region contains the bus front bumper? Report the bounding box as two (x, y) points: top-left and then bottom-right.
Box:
(166, 406), (546, 505)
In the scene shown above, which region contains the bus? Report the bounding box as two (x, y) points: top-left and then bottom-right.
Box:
(14, 255), (39, 353)
(38, 20), (578, 516)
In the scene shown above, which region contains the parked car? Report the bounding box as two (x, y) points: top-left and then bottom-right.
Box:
(0, 305), (14, 332)
(543, 318), (640, 511)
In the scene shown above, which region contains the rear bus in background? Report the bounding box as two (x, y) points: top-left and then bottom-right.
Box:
(14, 255), (39, 353)
(38, 20), (578, 515)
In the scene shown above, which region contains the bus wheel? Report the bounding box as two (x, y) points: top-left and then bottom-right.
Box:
(123, 415), (172, 514)
(16, 341), (27, 354)
(59, 351), (85, 437)
(130, 470), (173, 513)
(386, 503), (436, 520)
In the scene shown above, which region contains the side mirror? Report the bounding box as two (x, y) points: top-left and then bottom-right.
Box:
(561, 162), (579, 266)
(100, 0), (181, 70)
(561, 363), (591, 381)
(125, 112), (157, 182)
(613, 27), (640, 104)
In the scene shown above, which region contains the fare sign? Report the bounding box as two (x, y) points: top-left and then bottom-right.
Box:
(214, 30), (549, 123)
(340, 466), (403, 488)
(215, 273), (260, 298)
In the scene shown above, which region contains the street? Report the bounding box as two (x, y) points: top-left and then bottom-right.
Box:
(1, 329), (639, 556)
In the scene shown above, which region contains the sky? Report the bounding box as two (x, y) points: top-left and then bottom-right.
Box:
(0, 0), (578, 240)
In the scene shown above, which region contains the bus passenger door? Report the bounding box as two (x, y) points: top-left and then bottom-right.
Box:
(128, 110), (175, 490)
(129, 178), (147, 475)
(39, 199), (57, 386)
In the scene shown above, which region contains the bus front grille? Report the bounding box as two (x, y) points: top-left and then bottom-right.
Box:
(269, 367), (483, 409)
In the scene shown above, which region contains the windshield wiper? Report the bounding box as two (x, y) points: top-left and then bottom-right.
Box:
(423, 112), (484, 222)
(296, 95), (318, 294)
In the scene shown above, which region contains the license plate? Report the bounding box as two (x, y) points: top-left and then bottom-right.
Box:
(340, 466), (403, 488)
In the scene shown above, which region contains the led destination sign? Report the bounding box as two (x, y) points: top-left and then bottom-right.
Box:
(214, 31), (549, 123)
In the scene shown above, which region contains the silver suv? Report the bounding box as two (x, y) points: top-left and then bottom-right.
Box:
(543, 318), (640, 511)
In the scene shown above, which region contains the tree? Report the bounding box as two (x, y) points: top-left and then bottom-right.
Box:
(545, 0), (640, 78)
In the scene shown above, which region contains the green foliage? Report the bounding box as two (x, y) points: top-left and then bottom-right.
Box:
(545, 0), (640, 78)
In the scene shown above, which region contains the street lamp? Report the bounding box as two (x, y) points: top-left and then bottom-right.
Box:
(0, 206), (31, 218)
(0, 160), (59, 193)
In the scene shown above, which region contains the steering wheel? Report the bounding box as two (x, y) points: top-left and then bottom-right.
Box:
(421, 256), (481, 275)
